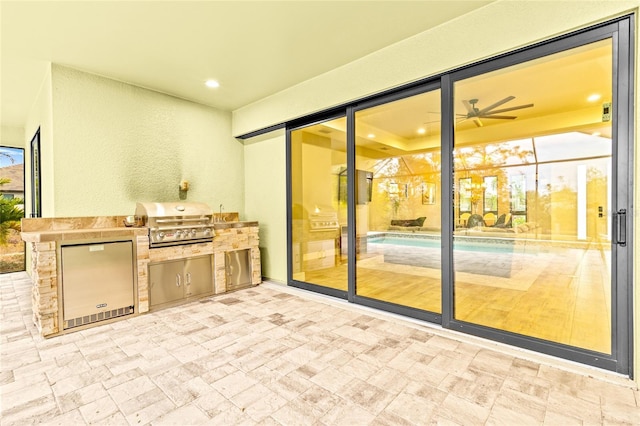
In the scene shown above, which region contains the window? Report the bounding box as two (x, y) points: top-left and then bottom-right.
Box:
(483, 176), (497, 213)
(459, 177), (472, 212)
(510, 174), (527, 224)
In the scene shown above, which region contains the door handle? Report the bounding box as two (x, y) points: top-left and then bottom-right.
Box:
(186, 272), (191, 286)
(616, 209), (627, 247)
(176, 273), (182, 287)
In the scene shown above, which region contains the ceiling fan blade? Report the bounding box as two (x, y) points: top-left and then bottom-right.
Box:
(477, 95), (515, 115)
(462, 99), (476, 116)
(473, 117), (483, 127)
(485, 103), (534, 115)
(481, 115), (517, 120)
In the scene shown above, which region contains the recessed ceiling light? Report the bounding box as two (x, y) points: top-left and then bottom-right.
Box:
(205, 80), (220, 88)
(417, 128), (426, 134)
(587, 93), (601, 102)
(368, 134), (375, 138)
(592, 131), (601, 137)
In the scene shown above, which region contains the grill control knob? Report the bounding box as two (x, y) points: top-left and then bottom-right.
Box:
(191, 228), (197, 236)
(175, 230), (182, 238)
(204, 228), (212, 237)
(158, 232), (165, 240)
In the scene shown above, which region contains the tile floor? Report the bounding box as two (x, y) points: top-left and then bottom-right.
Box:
(1, 271), (639, 425)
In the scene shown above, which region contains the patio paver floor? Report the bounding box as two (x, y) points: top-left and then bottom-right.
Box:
(1, 272), (639, 425)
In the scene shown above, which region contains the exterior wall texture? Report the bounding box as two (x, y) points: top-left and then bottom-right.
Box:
(243, 130), (287, 282)
(50, 65), (244, 218)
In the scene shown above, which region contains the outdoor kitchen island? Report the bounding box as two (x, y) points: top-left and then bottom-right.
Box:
(21, 214), (261, 338)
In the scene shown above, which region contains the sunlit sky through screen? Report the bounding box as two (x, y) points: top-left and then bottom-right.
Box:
(0, 147), (24, 167)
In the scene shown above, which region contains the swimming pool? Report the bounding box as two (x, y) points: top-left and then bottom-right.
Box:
(368, 235), (515, 254)
(367, 235), (518, 278)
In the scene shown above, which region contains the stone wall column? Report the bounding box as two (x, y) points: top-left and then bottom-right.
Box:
(136, 236), (150, 313)
(30, 242), (58, 336)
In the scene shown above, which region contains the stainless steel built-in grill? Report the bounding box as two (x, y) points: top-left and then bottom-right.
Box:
(309, 211), (339, 232)
(135, 202), (214, 248)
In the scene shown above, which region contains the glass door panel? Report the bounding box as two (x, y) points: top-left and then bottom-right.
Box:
(290, 117), (347, 291)
(354, 89), (442, 313)
(0, 146), (26, 273)
(452, 39), (613, 353)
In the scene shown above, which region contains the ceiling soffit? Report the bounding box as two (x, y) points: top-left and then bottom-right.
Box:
(0, 1), (493, 127)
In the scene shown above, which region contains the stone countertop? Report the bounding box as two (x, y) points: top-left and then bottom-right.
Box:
(21, 227), (148, 243)
(213, 221), (258, 230)
(20, 216), (259, 243)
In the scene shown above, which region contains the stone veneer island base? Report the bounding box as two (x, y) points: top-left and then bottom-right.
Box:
(21, 216), (261, 338)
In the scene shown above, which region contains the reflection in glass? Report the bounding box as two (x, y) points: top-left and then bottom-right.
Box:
(452, 39), (612, 353)
(290, 117), (347, 291)
(354, 89), (442, 313)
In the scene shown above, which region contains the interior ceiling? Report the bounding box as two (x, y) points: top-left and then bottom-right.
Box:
(303, 38), (613, 158)
(0, 1), (494, 128)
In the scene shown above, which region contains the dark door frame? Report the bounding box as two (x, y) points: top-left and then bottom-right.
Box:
(29, 128), (42, 218)
(285, 15), (634, 376)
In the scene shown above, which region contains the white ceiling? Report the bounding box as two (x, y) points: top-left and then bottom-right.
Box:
(0, 1), (493, 128)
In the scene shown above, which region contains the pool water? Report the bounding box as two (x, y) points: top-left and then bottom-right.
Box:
(368, 236), (515, 254)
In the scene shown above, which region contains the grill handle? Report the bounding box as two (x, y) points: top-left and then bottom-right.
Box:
(156, 218), (210, 224)
(151, 224), (212, 231)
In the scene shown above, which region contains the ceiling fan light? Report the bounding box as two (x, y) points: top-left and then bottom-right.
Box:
(205, 79), (220, 88)
(587, 93), (601, 102)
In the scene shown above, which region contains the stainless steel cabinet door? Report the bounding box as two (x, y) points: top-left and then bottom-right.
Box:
(226, 249), (252, 291)
(149, 260), (184, 306)
(184, 255), (213, 298)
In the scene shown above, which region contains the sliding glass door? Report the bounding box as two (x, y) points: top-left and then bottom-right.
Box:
(353, 87), (442, 317)
(452, 38), (614, 354)
(289, 116), (348, 296)
(287, 16), (632, 374)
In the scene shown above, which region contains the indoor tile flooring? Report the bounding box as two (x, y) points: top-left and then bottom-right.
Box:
(1, 272), (639, 425)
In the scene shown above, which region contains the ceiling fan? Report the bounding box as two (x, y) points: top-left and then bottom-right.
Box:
(459, 96), (534, 127)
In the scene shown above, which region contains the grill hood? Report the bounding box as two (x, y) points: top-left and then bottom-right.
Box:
(135, 202), (214, 247)
(135, 202), (213, 221)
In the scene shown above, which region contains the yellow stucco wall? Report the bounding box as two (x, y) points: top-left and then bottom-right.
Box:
(24, 66), (53, 218)
(47, 65), (244, 217)
(243, 129), (287, 282)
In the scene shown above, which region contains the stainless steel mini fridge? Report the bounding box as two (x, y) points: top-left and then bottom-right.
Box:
(61, 241), (135, 329)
